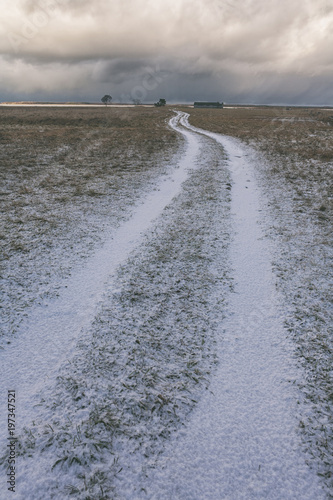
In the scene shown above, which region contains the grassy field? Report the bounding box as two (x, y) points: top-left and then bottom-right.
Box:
(186, 106), (332, 216)
(0, 107), (233, 498)
(0, 105), (332, 495)
(0, 106), (180, 342)
(185, 105), (333, 488)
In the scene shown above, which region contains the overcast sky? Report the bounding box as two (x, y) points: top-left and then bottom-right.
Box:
(0, 0), (332, 104)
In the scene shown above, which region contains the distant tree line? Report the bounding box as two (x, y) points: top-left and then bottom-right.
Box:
(100, 95), (167, 106)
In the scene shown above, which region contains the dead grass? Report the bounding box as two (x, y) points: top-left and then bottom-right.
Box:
(0, 106), (180, 342)
(185, 106), (332, 157)
(1, 105), (331, 494)
(10, 136), (231, 498)
(185, 106), (332, 217)
(184, 105), (333, 491)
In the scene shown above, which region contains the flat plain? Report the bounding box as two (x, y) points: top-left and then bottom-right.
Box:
(0, 105), (332, 498)
(185, 105), (333, 490)
(0, 106), (179, 341)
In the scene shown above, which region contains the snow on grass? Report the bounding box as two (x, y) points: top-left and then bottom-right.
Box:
(0, 107), (180, 346)
(0, 115), (232, 498)
(131, 113), (325, 500)
(254, 156), (333, 491)
(186, 107), (333, 495)
(1, 107), (331, 498)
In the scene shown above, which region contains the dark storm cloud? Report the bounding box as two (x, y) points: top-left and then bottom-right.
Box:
(0, 0), (332, 103)
(92, 59), (154, 84)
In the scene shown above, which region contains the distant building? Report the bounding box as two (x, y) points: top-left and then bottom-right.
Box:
(194, 101), (224, 108)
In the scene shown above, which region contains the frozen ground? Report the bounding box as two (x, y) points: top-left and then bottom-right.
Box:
(0, 106), (179, 344)
(128, 115), (327, 499)
(0, 113), (196, 440)
(0, 111), (330, 498)
(186, 106), (333, 493)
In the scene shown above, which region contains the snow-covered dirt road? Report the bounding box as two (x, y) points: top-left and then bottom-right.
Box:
(0, 112), (327, 499)
(0, 113), (196, 453)
(131, 113), (326, 499)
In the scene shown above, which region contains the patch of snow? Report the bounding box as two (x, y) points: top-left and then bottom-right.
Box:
(0, 113), (196, 454)
(127, 113), (326, 499)
(0, 111), (328, 499)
